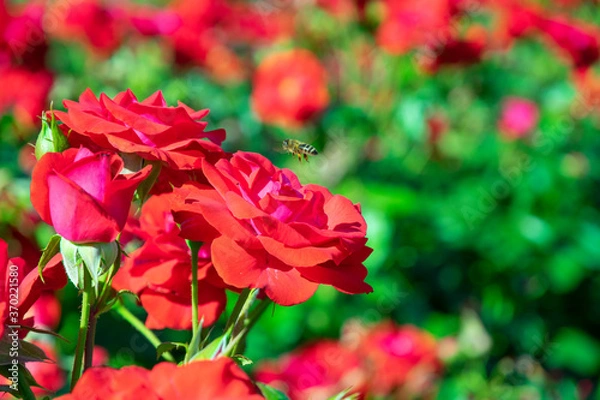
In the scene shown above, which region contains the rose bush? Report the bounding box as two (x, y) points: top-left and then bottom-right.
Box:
(168, 151), (372, 305)
(30, 147), (151, 243)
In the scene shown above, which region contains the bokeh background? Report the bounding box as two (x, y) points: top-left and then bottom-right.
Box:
(1, 0), (600, 398)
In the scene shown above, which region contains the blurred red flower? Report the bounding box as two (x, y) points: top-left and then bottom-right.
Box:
(56, 358), (264, 399)
(31, 291), (61, 330)
(0, 68), (53, 130)
(497, 97), (539, 139)
(1, 2), (47, 70)
(0, 239), (66, 338)
(255, 340), (367, 399)
(377, 0), (452, 55)
(128, 5), (181, 36)
(251, 49), (330, 128)
(47, 0), (127, 56)
(53, 89), (226, 170)
(113, 194), (227, 330)
(30, 147), (151, 243)
(169, 152), (372, 306)
(91, 345), (109, 366)
(535, 15), (600, 71)
(352, 322), (442, 396)
(26, 340), (66, 396)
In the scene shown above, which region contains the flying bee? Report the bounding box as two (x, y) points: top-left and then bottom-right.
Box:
(282, 139), (318, 162)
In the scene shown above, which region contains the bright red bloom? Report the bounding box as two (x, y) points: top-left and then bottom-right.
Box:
(56, 358), (264, 400)
(0, 239), (67, 338)
(169, 152), (372, 306)
(497, 97), (539, 139)
(113, 194), (227, 330)
(30, 147), (152, 243)
(251, 49), (330, 128)
(255, 341), (367, 399)
(352, 322), (442, 396)
(53, 89), (226, 170)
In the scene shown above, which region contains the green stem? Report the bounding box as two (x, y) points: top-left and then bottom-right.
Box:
(113, 303), (175, 362)
(96, 253), (120, 314)
(225, 288), (251, 332)
(186, 240), (202, 338)
(17, 367), (36, 400)
(70, 270), (92, 390)
(222, 291), (267, 357)
(83, 310), (97, 369)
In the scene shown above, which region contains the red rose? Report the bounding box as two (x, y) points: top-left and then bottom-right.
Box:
(255, 340), (367, 399)
(0, 239), (66, 338)
(56, 358), (264, 399)
(113, 194), (227, 330)
(170, 152), (372, 306)
(251, 49), (330, 128)
(30, 147), (151, 243)
(53, 89), (226, 170)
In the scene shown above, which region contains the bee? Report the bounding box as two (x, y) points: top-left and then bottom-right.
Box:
(282, 139), (318, 162)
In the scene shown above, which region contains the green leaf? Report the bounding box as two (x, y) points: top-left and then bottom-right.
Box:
(189, 333), (226, 362)
(185, 316), (205, 363)
(327, 388), (360, 400)
(256, 383), (290, 400)
(0, 385), (20, 398)
(156, 342), (187, 360)
(60, 238), (82, 288)
(37, 234), (62, 283)
(77, 241), (118, 292)
(0, 337), (49, 365)
(135, 161), (162, 204)
(231, 354), (253, 366)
